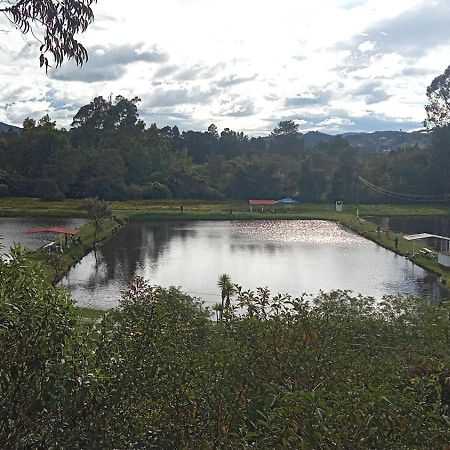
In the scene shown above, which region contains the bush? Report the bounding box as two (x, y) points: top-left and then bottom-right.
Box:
(0, 247), (78, 448)
(2, 259), (450, 448)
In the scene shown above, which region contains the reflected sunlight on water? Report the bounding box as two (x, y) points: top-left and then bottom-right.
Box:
(59, 220), (447, 310)
(229, 220), (367, 245)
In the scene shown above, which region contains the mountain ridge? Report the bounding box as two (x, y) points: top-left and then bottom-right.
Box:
(0, 122), (21, 134)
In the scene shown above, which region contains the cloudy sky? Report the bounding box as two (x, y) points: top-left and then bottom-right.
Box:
(0, 0), (449, 135)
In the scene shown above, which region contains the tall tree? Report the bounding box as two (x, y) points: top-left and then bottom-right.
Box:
(425, 65), (450, 128)
(80, 198), (112, 250)
(271, 120), (299, 136)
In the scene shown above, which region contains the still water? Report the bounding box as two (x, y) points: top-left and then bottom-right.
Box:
(60, 220), (446, 310)
(0, 217), (88, 253)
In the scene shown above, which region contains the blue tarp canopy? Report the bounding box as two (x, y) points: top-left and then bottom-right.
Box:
(276, 198), (300, 205)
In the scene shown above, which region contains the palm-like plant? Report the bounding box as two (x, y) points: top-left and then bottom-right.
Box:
(218, 273), (235, 320)
(212, 303), (222, 323)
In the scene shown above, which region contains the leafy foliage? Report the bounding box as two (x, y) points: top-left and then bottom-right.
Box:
(425, 64), (450, 128)
(271, 120), (300, 136)
(0, 0), (97, 71)
(2, 252), (450, 448)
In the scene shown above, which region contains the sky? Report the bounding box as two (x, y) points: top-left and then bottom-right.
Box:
(0, 0), (449, 135)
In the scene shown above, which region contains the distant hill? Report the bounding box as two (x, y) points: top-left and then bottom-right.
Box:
(0, 122), (21, 134)
(341, 130), (430, 151)
(302, 131), (335, 147)
(301, 130), (430, 151)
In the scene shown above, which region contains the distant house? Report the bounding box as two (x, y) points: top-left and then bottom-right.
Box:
(248, 199), (276, 212)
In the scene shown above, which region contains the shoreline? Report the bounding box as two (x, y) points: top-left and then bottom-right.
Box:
(2, 199), (448, 310)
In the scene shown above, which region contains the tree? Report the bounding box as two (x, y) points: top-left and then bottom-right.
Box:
(217, 273), (235, 321)
(80, 198), (112, 250)
(271, 120), (299, 136)
(425, 65), (450, 128)
(0, 0), (97, 71)
(207, 123), (219, 138)
(37, 114), (56, 129)
(71, 96), (144, 148)
(22, 117), (36, 131)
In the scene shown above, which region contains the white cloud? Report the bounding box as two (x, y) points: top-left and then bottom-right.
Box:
(0, 0), (446, 134)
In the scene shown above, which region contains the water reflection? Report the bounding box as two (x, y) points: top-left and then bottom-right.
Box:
(60, 220), (447, 310)
(0, 217), (88, 253)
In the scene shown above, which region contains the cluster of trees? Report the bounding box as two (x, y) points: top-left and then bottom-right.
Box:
(0, 95), (449, 203)
(2, 248), (450, 448)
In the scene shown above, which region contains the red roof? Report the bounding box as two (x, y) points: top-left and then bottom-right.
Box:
(26, 227), (79, 235)
(249, 200), (276, 205)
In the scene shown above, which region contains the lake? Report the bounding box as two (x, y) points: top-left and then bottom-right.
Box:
(0, 217), (88, 253)
(59, 220), (447, 310)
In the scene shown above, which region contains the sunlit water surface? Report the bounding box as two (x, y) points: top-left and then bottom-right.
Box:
(59, 220), (446, 309)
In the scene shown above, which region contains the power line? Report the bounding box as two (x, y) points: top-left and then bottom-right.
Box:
(358, 176), (450, 202)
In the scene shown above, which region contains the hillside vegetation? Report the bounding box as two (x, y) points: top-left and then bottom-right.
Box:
(0, 97), (448, 204)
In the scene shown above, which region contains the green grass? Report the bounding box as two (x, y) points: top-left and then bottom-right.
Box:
(28, 218), (122, 283)
(1, 197), (449, 218)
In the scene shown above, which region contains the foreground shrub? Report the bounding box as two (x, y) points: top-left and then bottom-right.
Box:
(0, 247), (78, 448)
(1, 252), (450, 448)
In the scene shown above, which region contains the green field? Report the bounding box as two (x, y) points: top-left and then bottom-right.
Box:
(1, 197), (450, 218)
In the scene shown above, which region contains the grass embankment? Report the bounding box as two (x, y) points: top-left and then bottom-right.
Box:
(28, 218), (123, 319)
(28, 218), (122, 284)
(338, 215), (450, 286)
(1, 197), (450, 218)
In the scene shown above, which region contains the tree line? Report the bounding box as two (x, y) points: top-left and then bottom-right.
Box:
(0, 95), (449, 203)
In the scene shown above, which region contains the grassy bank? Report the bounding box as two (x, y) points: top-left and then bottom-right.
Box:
(28, 218), (122, 284)
(1, 197), (450, 218)
(338, 215), (450, 286)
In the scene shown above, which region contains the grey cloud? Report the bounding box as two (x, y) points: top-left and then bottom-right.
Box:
(263, 109), (420, 134)
(216, 74), (256, 88)
(354, 81), (391, 104)
(154, 64), (179, 78)
(284, 90), (332, 107)
(153, 62), (225, 81)
(174, 64), (222, 81)
(337, 0), (450, 59)
(50, 43), (169, 82)
(220, 99), (256, 117)
(401, 67), (435, 77)
(145, 87), (218, 107)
